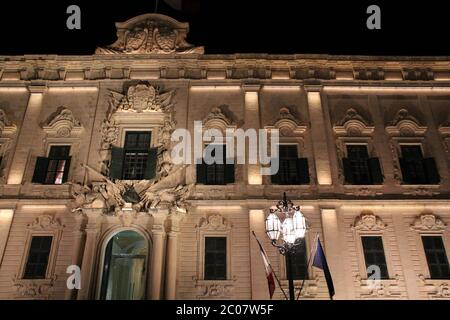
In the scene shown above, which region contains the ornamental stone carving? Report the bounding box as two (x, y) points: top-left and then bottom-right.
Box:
(27, 215), (64, 231)
(356, 275), (402, 299)
(12, 275), (57, 298)
(109, 83), (176, 113)
(197, 214), (232, 231)
(0, 108), (16, 135)
(352, 212), (386, 231)
(334, 108), (374, 136)
(195, 282), (235, 298)
(42, 107), (82, 138)
(410, 213), (447, 231)
(96, 13), (204, 54)
(386, 109), (427, 136)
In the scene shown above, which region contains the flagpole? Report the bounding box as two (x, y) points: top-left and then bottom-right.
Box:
(296, 233), (319, 300)
(251, 231), (289, 301)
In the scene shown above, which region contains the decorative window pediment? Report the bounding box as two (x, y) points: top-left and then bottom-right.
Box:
(352, 212), (387, 231)
(197, 214), (232, 231)
(95, 13), (204, 55)
(42, 107), (83, 138)
(333, 108), (374, 136)
(386, 109), (427, 136)
(266, 107), (307, 136)
(202, 105), (235, 133)
(410, 213), (447, 232)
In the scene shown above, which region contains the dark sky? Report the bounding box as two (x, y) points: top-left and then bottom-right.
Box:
(0, 0), (449, 56)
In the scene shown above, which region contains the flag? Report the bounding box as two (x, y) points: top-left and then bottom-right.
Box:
(312, 238), (335, 299)
(252, 231), (276, 299)
(163, 0), (201, 14)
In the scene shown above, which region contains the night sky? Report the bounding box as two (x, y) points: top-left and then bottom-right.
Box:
(0, 1), (449, 56)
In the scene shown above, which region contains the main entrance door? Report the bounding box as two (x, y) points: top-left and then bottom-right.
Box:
(99, 230), (148, 300)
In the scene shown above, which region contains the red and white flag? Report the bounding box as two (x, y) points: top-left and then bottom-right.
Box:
(252, 231), (276, 299)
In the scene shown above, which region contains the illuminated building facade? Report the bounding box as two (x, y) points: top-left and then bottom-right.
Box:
(0, 14), (449, 300)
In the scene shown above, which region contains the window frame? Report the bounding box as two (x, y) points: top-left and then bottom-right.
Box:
(421, 235), (450, 280)
(17, 215), (64, 281)
(121, 131), (152, 180)
(360, 235), (390, 280)
(352, 217), (394, 281)
(22, 235), (54, 279)
(196, 215), (232, 282)
(345, 143), (372, 185)
(203, 236), (228, 281)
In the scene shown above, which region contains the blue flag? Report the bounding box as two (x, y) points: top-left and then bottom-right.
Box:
(312, 238), (335, 299)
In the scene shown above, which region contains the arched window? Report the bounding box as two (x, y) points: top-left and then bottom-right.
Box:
(99, 230), (149, 300)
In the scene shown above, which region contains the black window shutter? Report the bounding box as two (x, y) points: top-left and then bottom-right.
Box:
(368, 157), (383, 184)
(109, 147), (124, 180)
(296, 158), (310, 184)
(399, 158), (410, 183)
(423, 158), (440, 184)
(32, 157), (49, 183)
(196, 161), (207, 184)
(342, 158), (354, 184)
(224, 163), (235, 184)
(62, 156), (72, 183)
(144, 148), (158, 180)
(271, 163), (280, 185)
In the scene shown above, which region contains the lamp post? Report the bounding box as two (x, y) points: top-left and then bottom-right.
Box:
(265, 192), (307, 300)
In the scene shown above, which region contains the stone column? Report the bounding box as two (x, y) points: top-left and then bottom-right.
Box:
(248, 209), (269, 299)
(7, 85), (46, 185)
(164, 213), (184, 299)
(65, 212), (86, 300)
(0, 208), (15, 266)
(320, 208), (347, 299)
(305, 86), (333, 185)
(77, 207), (103, 300)
(243, 85), (262, 186)
(148, 210), (168, 300)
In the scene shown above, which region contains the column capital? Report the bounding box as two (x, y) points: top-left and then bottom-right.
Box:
(304, 84), (324, 93)
(242, 84), (261, 92)
(27, 84), (48, 94)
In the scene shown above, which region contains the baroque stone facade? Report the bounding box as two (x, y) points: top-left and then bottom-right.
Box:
(0, 13), (450, 300)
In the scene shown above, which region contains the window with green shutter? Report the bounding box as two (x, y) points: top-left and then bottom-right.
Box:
(110, 131), (157, 180)
(32, 145), (71, 185)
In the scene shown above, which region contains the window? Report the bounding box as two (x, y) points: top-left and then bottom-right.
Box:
(32, 146), (71, 184)
(399, 145), (440, 185)
(343, 145), (383, 185)
(289, 239), (308, 280)
(109, 131), (157, 180)
(197, 144), (234, 185)
(271, 145), (309, 185)
(23, 236), (53, 279)
(361, 236), (389, 279)
(100, 230), (148, 300)
(204, 237), (227, 280)
(422, 236), (450, 279)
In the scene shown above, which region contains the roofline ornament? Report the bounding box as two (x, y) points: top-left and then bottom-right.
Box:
(95, 13), (204, 55)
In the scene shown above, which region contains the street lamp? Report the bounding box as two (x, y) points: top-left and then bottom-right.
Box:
(265, 192), (307, 300)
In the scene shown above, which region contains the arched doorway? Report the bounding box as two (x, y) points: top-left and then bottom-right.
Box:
(99, 230), (149, 300)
